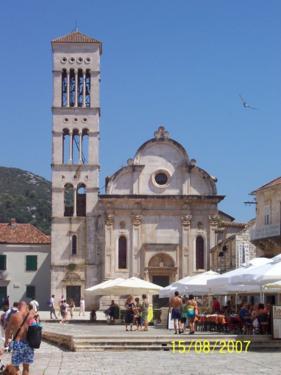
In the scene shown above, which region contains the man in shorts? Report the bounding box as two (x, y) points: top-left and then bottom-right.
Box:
(5, 301), (35, 375)
(169, 291), (182, 334)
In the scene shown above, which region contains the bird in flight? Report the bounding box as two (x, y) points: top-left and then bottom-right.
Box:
(239, 94), (257, 110)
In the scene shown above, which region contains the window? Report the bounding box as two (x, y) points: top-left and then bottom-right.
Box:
(85, 70), (91, 107)
(77, 184), (86, 217)
(61, 69), (67, 107)
(0, 255), (6, 271)
(153, 170), (170, 187)
(196, 236), (204, 269)
(264, 205), (271, 225)
(72, 235), (77, 256)
(26, 285), (36, 299)
(69, 69), (76, 107)
(63, 128), (70, 164)
(64, 184), (74, 217)
(26, 256), (37, 271)
(118, 236), (127, 269)
(155, 173), (168, 185)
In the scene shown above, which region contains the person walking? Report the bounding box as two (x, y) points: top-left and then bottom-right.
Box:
(169, 291), (182, 334)
(186, 294), (198, 334)
(125, 296), (135, 331)
(79, 298), (85, 317)
(68, 299), (75, 319)
(141, 294), (149, 331)
(4, 301), (35, 375)
(59, 300), (69, 324)
(180, 297), (188, 334)
(134, 298), (142, 331)
(48, 295), (58, 320)
(49, 295), (57, 319)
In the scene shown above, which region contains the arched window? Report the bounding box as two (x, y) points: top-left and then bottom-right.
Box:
(72, 129), (80, 164)
(118, 236), (127, 269)
(196, 236), (204, 269)
(61, 69), (67, 107)
(78, 69), (84, 107)
(82, 129), (89, 164)
(85, 70), (91, 107)
(63, 128), (70, 164)
(64, 184), (74, 217)
(69, 69), (75, 107)
(71, 235), (77, 256)
(77, 184), (86, 217)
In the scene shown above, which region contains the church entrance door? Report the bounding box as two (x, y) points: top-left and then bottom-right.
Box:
(152, 275), (169, 308)
(66, 285), (81, 307)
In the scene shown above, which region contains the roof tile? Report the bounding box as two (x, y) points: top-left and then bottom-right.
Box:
(0, 221), (50, 245)
(52, 31), (101, 45)
(252, 176), (281, 194)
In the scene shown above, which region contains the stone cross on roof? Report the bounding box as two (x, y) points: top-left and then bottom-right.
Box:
(154, 126), (170, 140)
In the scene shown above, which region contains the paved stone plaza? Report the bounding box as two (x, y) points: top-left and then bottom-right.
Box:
(1, 340), (280, 375)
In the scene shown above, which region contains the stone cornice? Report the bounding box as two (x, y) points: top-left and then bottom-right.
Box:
(99, 194), (224, 203)
(51, 164), (99, 171)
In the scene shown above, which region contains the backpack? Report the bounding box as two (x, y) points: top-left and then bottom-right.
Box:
(13, 313), (42, 350)
(27, 324), (42, 349)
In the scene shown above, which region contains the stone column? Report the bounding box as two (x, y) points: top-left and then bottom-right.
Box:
(66, 70), (70, 107)
(208, 216), (218, 270)
(75, 69), (78, 107)
(181, 215), (192, 277)
(69, 130), (73, 163)
(82, 71), (86, 108)
(73, 187), (77, 217)
(105, 214), (114, 277)
(131, 215), (142, 277)
(79, 130), (83, 164)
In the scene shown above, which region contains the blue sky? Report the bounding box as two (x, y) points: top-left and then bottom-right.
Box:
(0, 0), (280, 222)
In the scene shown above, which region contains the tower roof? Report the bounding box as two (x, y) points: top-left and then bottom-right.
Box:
(52, 31), (102, 52)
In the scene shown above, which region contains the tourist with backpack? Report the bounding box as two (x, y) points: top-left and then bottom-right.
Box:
(4, 301), (42, 375)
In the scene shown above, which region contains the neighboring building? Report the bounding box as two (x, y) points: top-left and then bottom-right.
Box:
(0, 219), (50, 307)
(211, 220), (258, 273)
(250, 177), (281, 257)
(50, 31), (243, 308)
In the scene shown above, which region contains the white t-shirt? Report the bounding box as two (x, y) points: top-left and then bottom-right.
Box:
(30, 300), (39, 312)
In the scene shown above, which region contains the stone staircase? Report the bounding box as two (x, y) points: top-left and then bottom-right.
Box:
(43, 331), (281, 352)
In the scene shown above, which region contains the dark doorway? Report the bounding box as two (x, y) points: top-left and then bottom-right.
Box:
(0, 286), (7, 308)
(152, 275), (169, 308)
(66, 285), (81, 307)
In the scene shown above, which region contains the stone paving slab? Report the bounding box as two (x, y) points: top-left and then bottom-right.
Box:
(2, 341), (281, 375)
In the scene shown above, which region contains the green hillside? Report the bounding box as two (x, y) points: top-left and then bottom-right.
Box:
(0, 167), (51, 234)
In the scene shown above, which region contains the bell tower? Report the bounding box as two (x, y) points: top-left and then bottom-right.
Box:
(50, 31), (102, 304)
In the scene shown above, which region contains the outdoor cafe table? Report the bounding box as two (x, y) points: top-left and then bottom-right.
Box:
(197, 314), (231, 332)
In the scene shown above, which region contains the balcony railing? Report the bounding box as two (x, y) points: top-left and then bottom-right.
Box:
(250, 224), (281, 241)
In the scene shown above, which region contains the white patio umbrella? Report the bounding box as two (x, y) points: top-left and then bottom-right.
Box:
(231, 256), (281, 286)
(85, 278), (125, 295)
(263, 280), (281, 290)
(172, 271), (219, 295)
(159, 276), (193, 298)
(106, 277), (163, 296)
(207, 257), (271, 294)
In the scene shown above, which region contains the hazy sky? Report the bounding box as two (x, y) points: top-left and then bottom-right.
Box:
(0, 0), (280, 222)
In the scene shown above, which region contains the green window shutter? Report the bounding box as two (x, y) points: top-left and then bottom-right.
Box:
(26, 285), (36, 299)
(26, 256), (37, 271)
(0, 255), (6, 271)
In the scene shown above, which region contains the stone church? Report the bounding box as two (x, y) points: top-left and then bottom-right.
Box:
(50, 31), (238, 307)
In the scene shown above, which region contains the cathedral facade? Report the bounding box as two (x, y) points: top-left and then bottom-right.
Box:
(50, 31), (232, 307)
